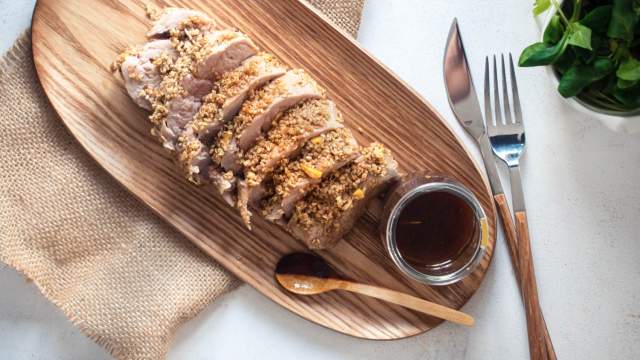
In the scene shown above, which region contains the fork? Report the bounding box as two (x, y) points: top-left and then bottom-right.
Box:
(485, 54), (557, 360)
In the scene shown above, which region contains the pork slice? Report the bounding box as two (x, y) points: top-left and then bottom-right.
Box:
(259, 128), (360, 223)
(154, 90), (211, 151)
(209, 166), (237, 206)
(147, 7), (215, 38)
(234, 178), (267, 229)
(154, 30), (262, 155)
(175, 128), (211, 185)
(286, 143), (399, 249)
(181, 74), (214, 98)
(242, 99), (343, 189)
(193, 30), (259, 79)
(234, 69), (326, 151)
(157, 74), (213, 151)
(119, 39), (177, 110)
(236, 100), (344, 218)
(148, 47), (215, 150)
(212, 69), (326, 172)
(190, 53), (287, 143)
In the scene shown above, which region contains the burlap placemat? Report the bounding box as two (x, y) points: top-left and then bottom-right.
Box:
(0, 1), (364, 359)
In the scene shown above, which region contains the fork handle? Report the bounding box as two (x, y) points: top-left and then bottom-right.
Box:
(515, 210), (557, 360)
(494, 194), (557, 360)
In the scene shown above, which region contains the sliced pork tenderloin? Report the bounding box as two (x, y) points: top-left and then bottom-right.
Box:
(209, 167), (237, 206)
(175, 53), (287, 184)
(147, 7), (215, 38)
(242, 99), (343, 189)
(234, 100), (343, 222)
(193, 30), (259, 79)
(190, 52), (287, 143)
(175, 129), (211, 185)
(151, 26), (260, 151)
(149, 23), (260, 152)
(117, 9), (213, 111)
(234, 69), (326, 151)
(286, 143), (399, 249)
(258, 128), (360, 223)
(206, 123), (239, 204)
(211, 69), (326, 173)
(149, 59), (214, 151)
(117, 39), (177, 110)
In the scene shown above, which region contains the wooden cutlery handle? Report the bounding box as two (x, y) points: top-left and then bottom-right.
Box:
(494, 194), (520, 278)
(495, 195), (556, 359)
(339, 281), (474, 326)
(515, 211), (556, 360)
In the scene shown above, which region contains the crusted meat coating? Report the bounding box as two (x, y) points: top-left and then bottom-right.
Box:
(286, 143), (399, 249)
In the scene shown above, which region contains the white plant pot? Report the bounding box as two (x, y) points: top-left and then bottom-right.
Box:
(536, 4), (640, 134)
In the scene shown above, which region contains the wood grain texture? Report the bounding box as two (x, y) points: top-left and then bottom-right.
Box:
(494, 194), (520, 280)
(338, 282), (475, 327)
(496, 195), (556, 359)
(31, 0), (496, 339)
(515, 211), (556, 359)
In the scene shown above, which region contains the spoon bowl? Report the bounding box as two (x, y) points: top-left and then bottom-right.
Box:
(275, 252), (342, 295)
(275, 274), (341, 295)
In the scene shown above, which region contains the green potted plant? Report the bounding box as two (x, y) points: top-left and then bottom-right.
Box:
(520, 0), (640, 133)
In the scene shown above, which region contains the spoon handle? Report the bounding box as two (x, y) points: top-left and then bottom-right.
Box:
(337, 281), (474, 326)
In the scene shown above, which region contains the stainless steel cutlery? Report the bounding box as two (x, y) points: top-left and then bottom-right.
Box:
(444, 19), (556, 360)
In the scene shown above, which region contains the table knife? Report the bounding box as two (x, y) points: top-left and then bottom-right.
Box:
(442, 19), (520, 275)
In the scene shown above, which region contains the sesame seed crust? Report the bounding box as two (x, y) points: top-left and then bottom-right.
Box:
(259, 128), (359, 212)
(242, 99), (340, 186)
(232, 69), (325, 140)
(191, 52), (286, 137)
(290, 143), (392, 231)
(176, 135), (205, 183)
(148, 18), (211, 128)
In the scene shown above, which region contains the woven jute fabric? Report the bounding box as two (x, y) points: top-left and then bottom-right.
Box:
(0, 1), (364, 359)
(308, 0), (365, 37)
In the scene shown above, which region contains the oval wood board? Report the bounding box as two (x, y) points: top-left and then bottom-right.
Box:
(32, 0), (496, 340)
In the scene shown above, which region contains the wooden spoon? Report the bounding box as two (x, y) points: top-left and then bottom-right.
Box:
(275, 253), (474, 326)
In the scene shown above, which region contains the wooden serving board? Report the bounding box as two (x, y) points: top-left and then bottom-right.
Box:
(32, 0), (496, 339)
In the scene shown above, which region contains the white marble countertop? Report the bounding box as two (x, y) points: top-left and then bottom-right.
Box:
(2, 1), (639, 359)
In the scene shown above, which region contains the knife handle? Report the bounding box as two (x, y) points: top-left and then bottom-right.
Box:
(494, 194), (520, 277)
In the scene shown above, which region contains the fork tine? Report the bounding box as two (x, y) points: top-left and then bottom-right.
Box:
(501, 54), (513, 124)
(492, 55), (503, 125)
(509, 53), (523, 125)
(484, 56), (494, 128)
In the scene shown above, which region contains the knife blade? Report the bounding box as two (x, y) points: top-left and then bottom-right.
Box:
(443, 18), (503, 195)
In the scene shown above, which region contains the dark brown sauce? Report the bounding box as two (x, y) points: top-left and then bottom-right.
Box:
(395, 190), (477, 270)
(275, 252), (339, 279)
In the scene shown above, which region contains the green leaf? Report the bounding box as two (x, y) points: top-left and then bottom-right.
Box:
(558, 58), (615, 97)
(573, 34), (605, 64)
(608, 0), (639, 42)
(568, 23), (593, 50)
(519, 33), (570, 66)
(534, 0), (552, 16)
(544, 14), (564, 43)
(617, 56), (640, 80)
(579, 89), (632, 112)
(554, 50), (577, 74)
(581, 5), (613, 36)
(610, 82), (640, 108)
(618, 78), (639, 88)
